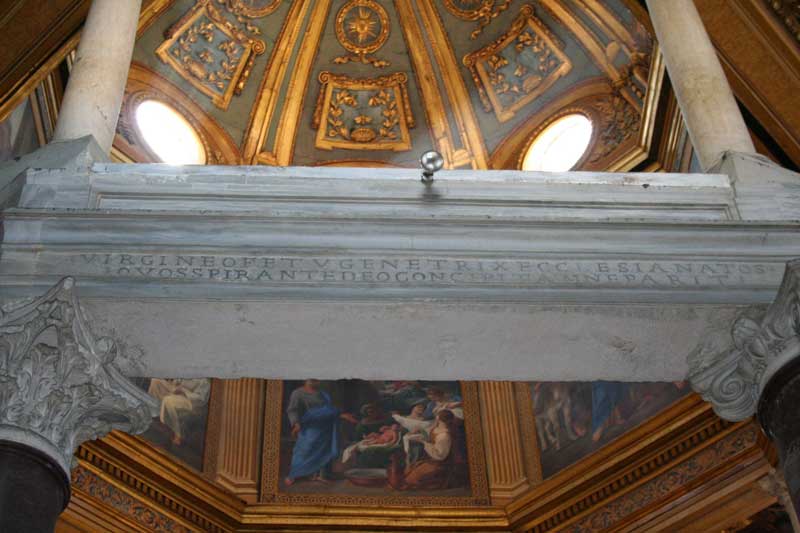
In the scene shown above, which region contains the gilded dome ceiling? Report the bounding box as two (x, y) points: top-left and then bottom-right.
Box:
(116, 0), (657, 171)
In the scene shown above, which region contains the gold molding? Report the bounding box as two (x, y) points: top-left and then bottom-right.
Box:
(413, 0), (489, 169)
(203, 378), (225, 476)
(538, 0), (621, 83)
(155, 0), (265, 110)
(514, 382), (543, 486)
(138, 0), (180, 36)
(311, 71), (414, 151)
(573, 0), (638, 53)
(255, 0), (333, 166)
(260, 380), (490, 507)
(463, 4), (573, 123)
(241, 0), (309, 163)
(393, 0), (465, 168)
(314, 158), (404, 167)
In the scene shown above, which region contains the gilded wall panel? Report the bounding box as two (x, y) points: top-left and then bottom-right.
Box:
(156, 0), (266, 110)
(464, 5), (572, 122)
(312, 72), (414, 151)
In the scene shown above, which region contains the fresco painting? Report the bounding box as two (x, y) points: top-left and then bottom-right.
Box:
(278, 380), (471, 496)
(134, 378), (212, 471)
(532, 381), (689, 478)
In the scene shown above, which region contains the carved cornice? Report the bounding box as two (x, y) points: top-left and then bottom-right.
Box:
(689, 259), (800, 421)
(0, 278), (157, 474)
(71, 431), (507, 531)
(765, 0), (800, 44)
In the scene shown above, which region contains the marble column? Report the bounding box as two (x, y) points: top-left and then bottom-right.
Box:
(690, 259), (800, 524)
(52, 0), (142, 155)
(0, 278), (157, 532)
(645, 0), (755, 171)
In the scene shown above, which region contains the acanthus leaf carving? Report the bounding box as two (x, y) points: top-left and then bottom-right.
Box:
(689, 259), (800, 421)
(0, 278), (158, 473)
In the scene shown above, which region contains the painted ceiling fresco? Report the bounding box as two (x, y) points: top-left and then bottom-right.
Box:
(118, 0), (655, 170)
(136, 377), (687, 501)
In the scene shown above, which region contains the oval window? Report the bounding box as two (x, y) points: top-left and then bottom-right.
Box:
(521, 113), (593, 172)
(134, 100), (206, 165)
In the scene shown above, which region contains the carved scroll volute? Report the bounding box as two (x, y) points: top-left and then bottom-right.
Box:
(689, 260), (800, 421)
(0, 277), (158, 474)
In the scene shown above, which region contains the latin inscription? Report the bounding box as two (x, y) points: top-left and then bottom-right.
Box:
(73, 253), (782, 289)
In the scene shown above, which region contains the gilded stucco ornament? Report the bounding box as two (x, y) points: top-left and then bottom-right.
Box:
(0, 278), (158, 474)
(689, 260), (800, 421)
(219, 0), (282, 19)
(463, 5), (572, 122)
(156, 0), (266, 110)
(444, 0), (513, 39)
(333, 0), (391, 68)
(312, 72), (415, 151)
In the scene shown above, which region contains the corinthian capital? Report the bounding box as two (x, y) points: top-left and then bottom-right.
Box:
(0, 277), (158, 473)
(689, 259), (800, 421)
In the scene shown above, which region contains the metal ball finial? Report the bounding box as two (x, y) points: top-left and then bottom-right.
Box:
(420, 150), (444, 183)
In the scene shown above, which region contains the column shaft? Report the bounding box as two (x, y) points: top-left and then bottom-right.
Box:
(479, 381), (529, 502)
(646, 0), (754, 170)
(208, 379), (264, 503)
(52, 0), (142, 154)
(758, 356), (800, 524)
(0, 441), (70, 533)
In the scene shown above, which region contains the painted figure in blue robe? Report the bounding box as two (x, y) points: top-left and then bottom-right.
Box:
(284, 379), (358, 485)
(590, 381), (626, 442)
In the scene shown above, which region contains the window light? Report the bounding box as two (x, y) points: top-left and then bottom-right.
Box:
(134, 100), (206, 165)
(521, 114), (593, 172)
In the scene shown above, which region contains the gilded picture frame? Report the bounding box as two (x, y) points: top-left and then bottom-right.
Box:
(260, 380), (490, 506)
